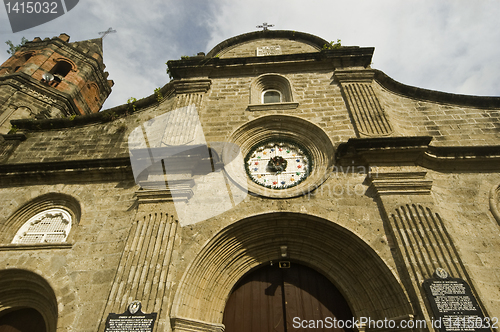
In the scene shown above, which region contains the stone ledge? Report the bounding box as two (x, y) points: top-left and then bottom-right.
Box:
(2, 133), (26, 141)
(135, 188), (193, 204)
(0, 243), (73, 251)
(247, 102), (299, 111)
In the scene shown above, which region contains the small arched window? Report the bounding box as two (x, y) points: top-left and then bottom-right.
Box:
(250, 74), (294, 105)
(12, 208), (72, 244)
(50, 60), (72, 78)
(262, 90), (282, 103)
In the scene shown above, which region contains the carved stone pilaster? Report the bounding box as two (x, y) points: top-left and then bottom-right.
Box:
(98, 211), (179, 332)
(368, 168), (491, 331)
(171, 79), (211, 111)
(335, 69), (393, 137)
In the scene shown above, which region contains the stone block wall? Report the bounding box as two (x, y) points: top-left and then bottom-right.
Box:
(0, 181), (137, 332)
(375, 82), (500, 146)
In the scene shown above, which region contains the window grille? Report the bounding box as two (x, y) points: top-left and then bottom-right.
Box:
(12, 208), (72, 244)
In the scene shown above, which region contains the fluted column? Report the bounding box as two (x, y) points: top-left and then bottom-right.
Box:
(335, 69), (393, 137)
(98, 200), (179, 332)
(368, 167), (489, 332)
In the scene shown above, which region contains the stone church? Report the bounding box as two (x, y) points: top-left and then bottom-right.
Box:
(0, 30), (499, 332)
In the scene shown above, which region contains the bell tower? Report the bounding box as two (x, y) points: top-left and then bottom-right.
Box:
(0, 33), (114, 134)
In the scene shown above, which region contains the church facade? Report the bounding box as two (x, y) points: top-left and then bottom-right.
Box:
(0, 30), (499, 332)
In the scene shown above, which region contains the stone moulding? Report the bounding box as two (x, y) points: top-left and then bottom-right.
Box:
(171, 317), (225, 332)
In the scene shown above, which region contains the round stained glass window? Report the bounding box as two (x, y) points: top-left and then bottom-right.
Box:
(245, 140), (312, 189)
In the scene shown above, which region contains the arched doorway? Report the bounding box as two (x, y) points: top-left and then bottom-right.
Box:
(223, 263), (354, 332)
(0, 308), (46, 332)
(171, 213), (414, 329)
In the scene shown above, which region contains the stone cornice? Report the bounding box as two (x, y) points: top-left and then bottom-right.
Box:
(10, 79), (212, 131)
(0, 157), (133, 185)
(167, 47), (374, 79)
(367, 172), (433, 196)
(336, 137), (500, 170)
(374, 69), (500, 109)
(172, 79), (211, 94)
(336, 136), (433, 165)
(334, 68), (375, 83)
(0, 74), (81, 116)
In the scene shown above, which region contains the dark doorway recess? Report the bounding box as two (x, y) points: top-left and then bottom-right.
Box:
(0, 308), (46, 332)
(223, 263), (354, 332)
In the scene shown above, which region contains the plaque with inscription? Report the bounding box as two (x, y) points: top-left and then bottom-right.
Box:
(423, 272), (490, 332)
(256, 45), (282, 56)
(105, 301), (157, 332)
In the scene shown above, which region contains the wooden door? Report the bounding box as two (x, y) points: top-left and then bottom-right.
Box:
(223, 263), (354, 332)
(0, 308), (46, 332)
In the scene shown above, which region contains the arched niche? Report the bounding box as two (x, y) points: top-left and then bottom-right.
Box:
(0, 193), (81, 244)
(249, 74), (293, 104)
(171, 213), (413, 330)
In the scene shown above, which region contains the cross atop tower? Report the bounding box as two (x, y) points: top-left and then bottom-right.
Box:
(256, 23), (274, 31)
(98, 27), (117, 39)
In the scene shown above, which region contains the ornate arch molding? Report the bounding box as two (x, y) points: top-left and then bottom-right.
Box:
(0, 192), (81, 244)
(224, 115), (334, 198)
(171, 213), (413, 330)
(0, 269), (58, 332)
(250, 73), (293, 104)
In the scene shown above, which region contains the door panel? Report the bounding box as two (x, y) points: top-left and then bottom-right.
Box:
(224, 264), (285, 332)
(283, 264), (354, 332)
(223, 263), (354, 332)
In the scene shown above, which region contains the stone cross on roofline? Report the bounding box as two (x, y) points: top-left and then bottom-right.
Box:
(98, 27), (117, 39)
(256, 23), (274, 31)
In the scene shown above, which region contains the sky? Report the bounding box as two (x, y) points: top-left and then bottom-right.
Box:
(1, 0), (500, 111)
